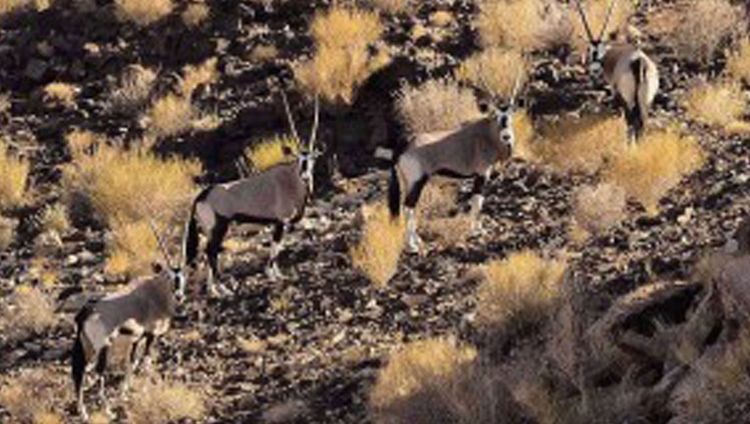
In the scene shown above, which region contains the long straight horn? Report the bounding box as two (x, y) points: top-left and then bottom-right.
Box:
(510, 72), (523, 107)
(573, 0), (595, 42)
(308, 94), (320, 151)
(598, 0), (617, 40)
(280, 90), (301, 142)
(147, 218), (175, 269)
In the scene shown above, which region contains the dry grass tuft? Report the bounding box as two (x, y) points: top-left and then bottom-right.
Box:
(108, 64), (157, 115)
(0, 0), (49, 17)
(568, 0), (633, 51)
(533, 114), (626, 174)
(105, 220), (159, 277)
(727, 38), (750, 84)
(351, 202), (405, 286)
(0, 286), (57, 338)
(478, 0), (571, 52)
(66, 129), (104, 158)
(683, 80), (747, 130)
(512, 108), (535, 161)
(179, 57), (219, 97)
(145, 93), (196, 138)
(249, 44), (279, 62)
(368, 0), (412, 14)
(0, 216), (16, 250)
(0, 368), (66, 423)
(606, 128), (704, 214)
(182, 1), (210, 27)
(115, 0), (173, 26)
(396, 79), (481, 134)
(429, 10), (453, 27)
(128, 377), (206, 424)
(295, 7), (388, 105)
(477, 251), (566, 338)
(670, 0), (745, 63)
(42, 82), (78, 109)
(0, 141), (30, 211)
(39, 203), (70, 235)
(456, 48), (529, 99)
(244, 135), (299, 172)
(572, 183), (626, 240)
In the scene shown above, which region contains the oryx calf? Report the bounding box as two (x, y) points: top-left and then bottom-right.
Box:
(183, 94), (320, 296)
(574, 0), (659, 140)
(388, 100), (517, 253)
(71, 223), (185, 421)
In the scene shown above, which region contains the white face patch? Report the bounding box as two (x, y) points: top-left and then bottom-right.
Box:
(588, 43), (606, 75)
(496, 108), (515, 149)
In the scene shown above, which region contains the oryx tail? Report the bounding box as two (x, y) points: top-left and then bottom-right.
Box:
(183, 187), (212, 268)
(633, 57), (650, 137)
(388, 166), (401, 219)
(71, 303), (94, 405)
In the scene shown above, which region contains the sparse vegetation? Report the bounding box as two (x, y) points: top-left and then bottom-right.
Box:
(0, 92), (10, 115)
(0, 286), (57, 338)
(0, 368), (66, 423)
(396, 79), (481, 134)
(128, 377), (206, 424)
(606, 128), (704, 213)
(39, 203), (70, 235)
(572, 183), (626, 240)
(727, 38), (750, 84)
(249, 44), (279, 62)
(0, 0), (47, 17)
(511, 108), (535, 161)
(568, 0), (633, 51)
(683, 80), (748, 131)
(182, 0), (210, 27)
(456, 48), (528, 99)
(115, 0), (174, 26)
(0, 141), (29, 210)
(146, 93), (197, 137)
(0, 216), (16, 250)
(42, 82), (78, 109)
(295, 7), (388, 105)
(429, 10), (453, 27)
(478, 0), (571, 52)
(244, 135), (299, 171)
(66, 129), (104, 158)
(476, 251), (566, 338)
(105, 220), (160, 276)
(179, 57), (219, 97)
(671, 0), (745, 63)
(368, 0), (412, 14)
(107, 64), (157, 115)
(351, 202), (405, 286)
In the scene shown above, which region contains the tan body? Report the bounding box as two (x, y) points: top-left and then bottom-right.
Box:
(601, 43), (659, 115)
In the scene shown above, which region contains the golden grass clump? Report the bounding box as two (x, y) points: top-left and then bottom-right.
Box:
(0, 368), (66, 423)
(606, 128), (704, 214)
(512, 108), (535, 161)
(66, 129), (105, 158)
(244, 135), (299, 171)
(0, 0), (49, 17)
(351, 202), (405, 286)
(0, 216), (16, 250)
(396, 79), (481, 134)
(39, 203), (70, 235)
(42, 82), (78, 109)
(477, 251), (566, 336)
(728, 38), (750, 84)
(295, 7), (388, 105)
(478, 0), (571, 51)
(128, 377), (206, 424)
(368, 0), (412, 14)
(108, 64), (157, 115)
(0, 142), (29, 211)
(115, 0), (173, 26)
(456, 48), (529, 99)
(105, 220), (159, 277)
(146, 93), (197, 138)
(533, 114), (626, 174)
(179, 57), (219, 97)
(683, 80), (748, 131)
(671, 0), (745, 63)
(249, 44), (279, 62)
(572, 183), (626, 241)
(0, 286), (57, 338)
(182, 1), (210, 27)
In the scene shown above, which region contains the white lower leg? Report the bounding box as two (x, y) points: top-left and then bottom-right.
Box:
(266, 243), (283, 280)
(470, 194), (485, 232)
(405, 208), (420, 252)
(78, 387), (88, 421)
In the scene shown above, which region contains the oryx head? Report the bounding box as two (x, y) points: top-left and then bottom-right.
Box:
(148, 218), (186, 303)
(573, 0), (616, 77)
(480, 72), (523, 154)
(281, 90), (321, 194)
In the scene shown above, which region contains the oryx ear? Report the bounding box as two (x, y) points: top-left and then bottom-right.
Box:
(282, 145), (294, 156)
(152, 262), (164, 274)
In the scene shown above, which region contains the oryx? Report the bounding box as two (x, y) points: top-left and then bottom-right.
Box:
(387, 82), (521, 253)
(71, 220), (185, 421)
(573, 0), (659, 141)
(182, 93), (320, 296)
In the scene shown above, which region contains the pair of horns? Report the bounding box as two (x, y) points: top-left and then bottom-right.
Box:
(477, 70), (525, 108)
(573, 0), (617, 42)
(280, 90), (320, 153)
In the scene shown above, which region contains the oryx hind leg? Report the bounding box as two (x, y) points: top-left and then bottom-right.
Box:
(266, 223), (286, 281)
(205, 218), (231, 297)
(469, 172), (488, 234)
(404, 176), (428, 253)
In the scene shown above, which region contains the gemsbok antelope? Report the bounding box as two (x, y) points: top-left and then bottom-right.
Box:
(388, 83), (521, 253)
(573, 0), (659, 141)
(183, 93), (320, 296)
(71, 220), (185, 422)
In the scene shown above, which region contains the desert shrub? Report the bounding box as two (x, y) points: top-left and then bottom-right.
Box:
(670, 0), (745, 63)
(128, 377), (205, 424)
(568, 0), (633, 51)
(728, 38), (750, 84)
(105, 220), (160, 276)
(605, 128), (704, 213)
(351, 202), (405, 286)
(533, 114), (626, 174)
(39, 203), (70, 235)
(66, 129), (105, 158)
(248, 44), (279, 62)
(0, 286), (56, 338)
(107, 64), (157, 115)
(0, 216), (16, 250)
(179, 57), (219, 97)
(145, 93), (196, 138)
(295, 7), (388, 105)
(683, 80), (747, 131)
(370, 338), (525, 424)
(0, 141), (29, 210)
(0, 0), (49, 17)
(572, 183), (626, 241)
(244, 135), (299, 171)
(396, 79), (481, 134)
(476, 251), (566, 339)
(182, 0), (209, 27)
(367, 0), (412, 14)
(456, 48), (529, 99)
(115, 0), (173, 26)
(0, 368), (66, 423)
(478, 0), (572, 52)
(42, 82), (78, 109)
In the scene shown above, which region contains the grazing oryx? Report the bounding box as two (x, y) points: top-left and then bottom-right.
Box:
(573, 0), (659, 140)
(183, 93), (320, 295)
(388, 83), (521, 253)
(71, 221), (185, 422)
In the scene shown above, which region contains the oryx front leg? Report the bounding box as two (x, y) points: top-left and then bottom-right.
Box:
(266, 223), (286, 281)
(205, 220), (231, 297)
(469, 170), (489, 234)
(403, 176), (428, 254)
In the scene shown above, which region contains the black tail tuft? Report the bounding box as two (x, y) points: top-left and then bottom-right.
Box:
(71, 334), (86, 395)
(629, 58), (646, 139)
(388, 166), (401, 218)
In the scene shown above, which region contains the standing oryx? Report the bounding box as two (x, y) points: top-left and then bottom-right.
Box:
(71, 221), (185, 422)
(573, 0), (659, 141)
(388, 84), (521, 253)
(183, 93), (320, 296)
